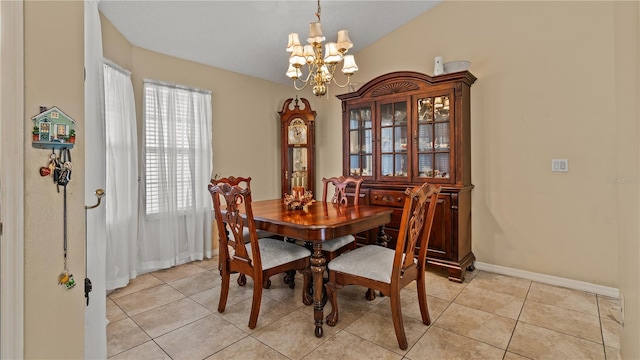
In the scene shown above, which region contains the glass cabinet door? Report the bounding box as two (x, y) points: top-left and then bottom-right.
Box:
(348, 106), (373, 177)
(379, 100), (408, 179)
(416, 95), (451, 180)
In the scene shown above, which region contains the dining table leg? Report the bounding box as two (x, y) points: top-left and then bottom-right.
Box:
(311, 242), (326, 337)
(376, 225), (390, 247)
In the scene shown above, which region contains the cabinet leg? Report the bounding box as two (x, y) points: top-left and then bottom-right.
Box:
(428, 254), (475, 283)
(467, 263), (476, 272)
(446, 267), (464, 283)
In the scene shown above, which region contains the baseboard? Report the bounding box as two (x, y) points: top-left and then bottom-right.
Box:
(474, 261), (620, 299)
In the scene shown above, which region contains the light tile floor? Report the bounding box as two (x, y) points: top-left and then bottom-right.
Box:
(107, 257), (622, 360)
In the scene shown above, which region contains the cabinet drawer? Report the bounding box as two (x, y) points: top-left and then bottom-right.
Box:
(370, 190), (405, 207)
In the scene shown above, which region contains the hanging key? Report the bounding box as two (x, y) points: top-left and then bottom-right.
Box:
(84, 277), (93, 305)
(58, 270), (76, 289)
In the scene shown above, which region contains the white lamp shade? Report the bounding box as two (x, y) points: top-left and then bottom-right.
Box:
(286, 64), (301, 79)
(287, 33), (301, 52)
(342, 55), (358, 75)
(303, 45), (316, 64)
(289, 45), (306, 67)
(324, 42), (342, 64)
(307, 22), (325, 44)
(336, 30), (353, 52)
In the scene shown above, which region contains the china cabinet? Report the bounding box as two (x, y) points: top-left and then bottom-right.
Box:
(337, 71), (476, 282)
(279, 97), (316, 197)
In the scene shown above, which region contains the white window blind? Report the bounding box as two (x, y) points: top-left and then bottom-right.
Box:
(143, 80), (211, 215)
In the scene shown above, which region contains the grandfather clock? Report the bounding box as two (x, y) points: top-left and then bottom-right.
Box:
(279, 97), (316, 197)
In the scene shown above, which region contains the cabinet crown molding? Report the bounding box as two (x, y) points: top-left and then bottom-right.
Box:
(371, 81), (420, 97)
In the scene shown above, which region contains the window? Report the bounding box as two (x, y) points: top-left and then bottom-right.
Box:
(56, 124), (66, 140)
(143, 80), (212, 215)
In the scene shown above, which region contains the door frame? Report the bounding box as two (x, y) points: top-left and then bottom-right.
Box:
(0, 1), (25, 358)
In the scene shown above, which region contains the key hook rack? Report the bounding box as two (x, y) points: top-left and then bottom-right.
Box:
(31, 106), (76, 150)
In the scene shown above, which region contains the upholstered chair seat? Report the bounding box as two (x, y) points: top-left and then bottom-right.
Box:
(328, 245), (411, 283)
(246, 238), (312, 271)
(320, 235), (356, 253)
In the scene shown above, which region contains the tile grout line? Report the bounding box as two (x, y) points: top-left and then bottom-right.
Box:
(433, 270), (528, 358)
(502, 278), (534, 359)
(421, 270), (511, 356)
(596, 295), (608, 360)
(109, 263), (220, 359)
(518, 297), (605, 344)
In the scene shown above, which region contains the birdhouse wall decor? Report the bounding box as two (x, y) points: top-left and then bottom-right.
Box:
(31, 106), (76, 149)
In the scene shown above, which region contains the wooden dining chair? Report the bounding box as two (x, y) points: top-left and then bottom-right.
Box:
(210, 180), (311, 329)
(324, 182), (441, 350)
(319, 175), (364, 261)
(211, 176), (279, 287)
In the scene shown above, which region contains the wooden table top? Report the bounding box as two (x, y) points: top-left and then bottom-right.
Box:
(244, 199), (394, 242)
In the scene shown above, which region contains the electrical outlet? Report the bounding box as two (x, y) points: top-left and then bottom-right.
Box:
(552, 159), (569, 172)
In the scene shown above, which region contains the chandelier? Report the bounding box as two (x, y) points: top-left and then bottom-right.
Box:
(285, 0), (359, 96)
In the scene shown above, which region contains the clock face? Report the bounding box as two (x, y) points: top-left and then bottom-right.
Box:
(288, 118), (307, 145)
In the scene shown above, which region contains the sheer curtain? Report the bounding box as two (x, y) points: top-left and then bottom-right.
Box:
(103, 60), (139, 291)
(138, 80), (212, 271)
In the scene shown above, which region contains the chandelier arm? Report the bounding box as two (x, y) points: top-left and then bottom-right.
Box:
(331, 74), (353, 88)
(292, 79), (309, 91)
(304, 64), (316, 83)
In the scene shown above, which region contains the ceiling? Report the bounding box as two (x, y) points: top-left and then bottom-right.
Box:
(98, 0), (441, 86)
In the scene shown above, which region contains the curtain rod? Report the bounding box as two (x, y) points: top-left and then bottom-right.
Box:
(103, 58), (131, 77)
(143, 78), (212, 95)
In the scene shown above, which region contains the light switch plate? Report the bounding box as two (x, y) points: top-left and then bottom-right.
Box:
(552, 159), (568, 172)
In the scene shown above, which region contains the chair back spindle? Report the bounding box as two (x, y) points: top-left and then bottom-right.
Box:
(210, 182), (262, 273)
(392, 183), (441, 282)
(322, 175), (363, 206)
(211, 176), (252, 188)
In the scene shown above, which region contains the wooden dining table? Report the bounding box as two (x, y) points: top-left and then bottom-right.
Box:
(240, 198), (393, 337)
